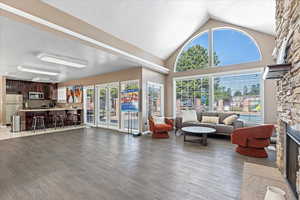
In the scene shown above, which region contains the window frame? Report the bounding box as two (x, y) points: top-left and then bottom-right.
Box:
(174, 27), (262, 72)
(173, 69), (265, 124)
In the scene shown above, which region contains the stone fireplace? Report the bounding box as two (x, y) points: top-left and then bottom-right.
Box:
(275, 0), (300, 198)
(286, 124), (300, 196)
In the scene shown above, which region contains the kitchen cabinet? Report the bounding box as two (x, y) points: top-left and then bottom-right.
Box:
(6, 79), (58, 100)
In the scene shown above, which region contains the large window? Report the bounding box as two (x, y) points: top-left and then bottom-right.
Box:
(213, 73), (262, 123)
(175, 28), (261, 72)
(176, 77), (210, 114)
(175, 72), (262, 124)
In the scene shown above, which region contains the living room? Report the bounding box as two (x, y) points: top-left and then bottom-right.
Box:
(0, 0), (298, 199)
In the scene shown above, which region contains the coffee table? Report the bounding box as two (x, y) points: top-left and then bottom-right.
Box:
(182, 126), (216, 146)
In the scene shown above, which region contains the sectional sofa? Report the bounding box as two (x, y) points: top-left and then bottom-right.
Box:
(175, 111), (244, 136)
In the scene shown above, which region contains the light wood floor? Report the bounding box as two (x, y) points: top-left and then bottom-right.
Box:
(0, 128), (275, 200)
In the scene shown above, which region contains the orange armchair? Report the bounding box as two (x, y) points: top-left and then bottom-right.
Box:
(231, 125), (275, 158)
(149, 116), (174, 139)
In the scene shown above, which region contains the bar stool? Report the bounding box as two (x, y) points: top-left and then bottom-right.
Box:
(74, 113), (81, 125)
(67, 112), (80, 126)
(54, 115), (65, 129)
(32, 116), (46, 132)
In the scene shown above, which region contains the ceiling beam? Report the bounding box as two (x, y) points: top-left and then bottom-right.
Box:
(0, 0), (169, 74)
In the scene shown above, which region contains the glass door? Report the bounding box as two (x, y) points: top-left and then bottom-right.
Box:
(83, 85), (95, 126)
(96, 83), (120, 129)
(97, 85), (107, 126)
(120, 80), (140, 132)
(147, 82), (164, 118)
(108, 85), (119, 128)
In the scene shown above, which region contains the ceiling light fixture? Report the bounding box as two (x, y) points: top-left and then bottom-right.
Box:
(17, 65), (59, 76)
(37, 53), (87, 68)
(32, 77), (56, 83)
(0, 2), (169, 74)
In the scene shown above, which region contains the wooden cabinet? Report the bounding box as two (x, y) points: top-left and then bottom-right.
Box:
(6, 79), (58, 100)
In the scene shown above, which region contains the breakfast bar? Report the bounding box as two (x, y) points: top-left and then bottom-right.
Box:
(18, 108), (83, 131)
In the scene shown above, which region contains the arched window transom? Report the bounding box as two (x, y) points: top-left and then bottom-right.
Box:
(175, 28), (261, 72)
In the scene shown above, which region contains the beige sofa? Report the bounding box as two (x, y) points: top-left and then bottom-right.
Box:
(175, 112), (244, 136)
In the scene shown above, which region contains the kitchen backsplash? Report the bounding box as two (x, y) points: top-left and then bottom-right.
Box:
(25, 100), (54, 109)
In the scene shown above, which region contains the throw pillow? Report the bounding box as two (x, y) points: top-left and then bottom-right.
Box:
(201, 116), (219, 124)
(153, 117), (165, 124)
(223, 115), (238, 125)
(182, 110), (198, 123)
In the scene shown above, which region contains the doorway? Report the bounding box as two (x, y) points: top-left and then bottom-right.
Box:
(120, 80), (140, 132)
(146, 82), (164, 118)
(96, 82), (120, 129)
(83, 85), (95, 126)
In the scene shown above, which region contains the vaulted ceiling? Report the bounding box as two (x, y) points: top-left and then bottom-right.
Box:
(0, 0), (275, 83)
(43, 0), (275, 60)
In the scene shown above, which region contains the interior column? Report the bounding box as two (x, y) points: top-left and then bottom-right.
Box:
(0, 76), (6, 126)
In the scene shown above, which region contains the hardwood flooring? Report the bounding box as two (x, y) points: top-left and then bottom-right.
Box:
(0, 128), (275, 200)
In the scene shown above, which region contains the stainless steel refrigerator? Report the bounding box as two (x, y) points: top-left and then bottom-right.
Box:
(6, 94), (23, 125)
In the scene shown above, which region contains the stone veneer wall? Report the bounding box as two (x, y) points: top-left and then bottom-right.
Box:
(276, 0), (300, 195)
(276, 0), (300, 168)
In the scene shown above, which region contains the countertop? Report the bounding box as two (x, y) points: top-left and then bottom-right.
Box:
(19, 107), (83, 112)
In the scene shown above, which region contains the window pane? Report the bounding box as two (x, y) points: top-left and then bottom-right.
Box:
(120, 81), (139, 131)
(98, 88), (107, 124)
(109, 87), (119, 127)
(85, 87), (95, 124)
(176, 77), (209, 114)
(213, 73), (262, 124)
(176, 32), (209, 72)
(213, 28), (261, 66)
(147, 83), (163, 117)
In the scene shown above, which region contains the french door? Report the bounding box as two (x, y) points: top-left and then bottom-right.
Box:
(96, 83), (120, 129)
(120, 80), (140, 132)
(146, 82), (164, 118)
(83, 85), (95, 126)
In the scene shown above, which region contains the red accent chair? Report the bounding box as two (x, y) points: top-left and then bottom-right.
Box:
(149, 117), (173, 139)
(231, 125), (275, 158)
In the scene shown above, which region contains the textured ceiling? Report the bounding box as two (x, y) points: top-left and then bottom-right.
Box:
(0, 16), (139, 82)
(43, 0), (275, 59)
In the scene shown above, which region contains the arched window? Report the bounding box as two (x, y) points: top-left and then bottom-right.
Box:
(176, 31), (209, 72)
(175, 28), (261, 72)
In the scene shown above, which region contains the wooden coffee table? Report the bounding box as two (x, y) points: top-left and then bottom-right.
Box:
(182, 126), (216, 146)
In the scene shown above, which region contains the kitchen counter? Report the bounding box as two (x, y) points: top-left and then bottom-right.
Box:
(18, 107), (83, 131)
(19, 107), (83, 112)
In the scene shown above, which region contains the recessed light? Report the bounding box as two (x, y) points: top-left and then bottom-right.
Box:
(38, 53), (87, 68)
(17, 65), (59, 76)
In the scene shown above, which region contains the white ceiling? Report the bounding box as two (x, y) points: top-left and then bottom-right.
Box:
(43, 0), (275, 59)
(0, 16), (139, 82)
